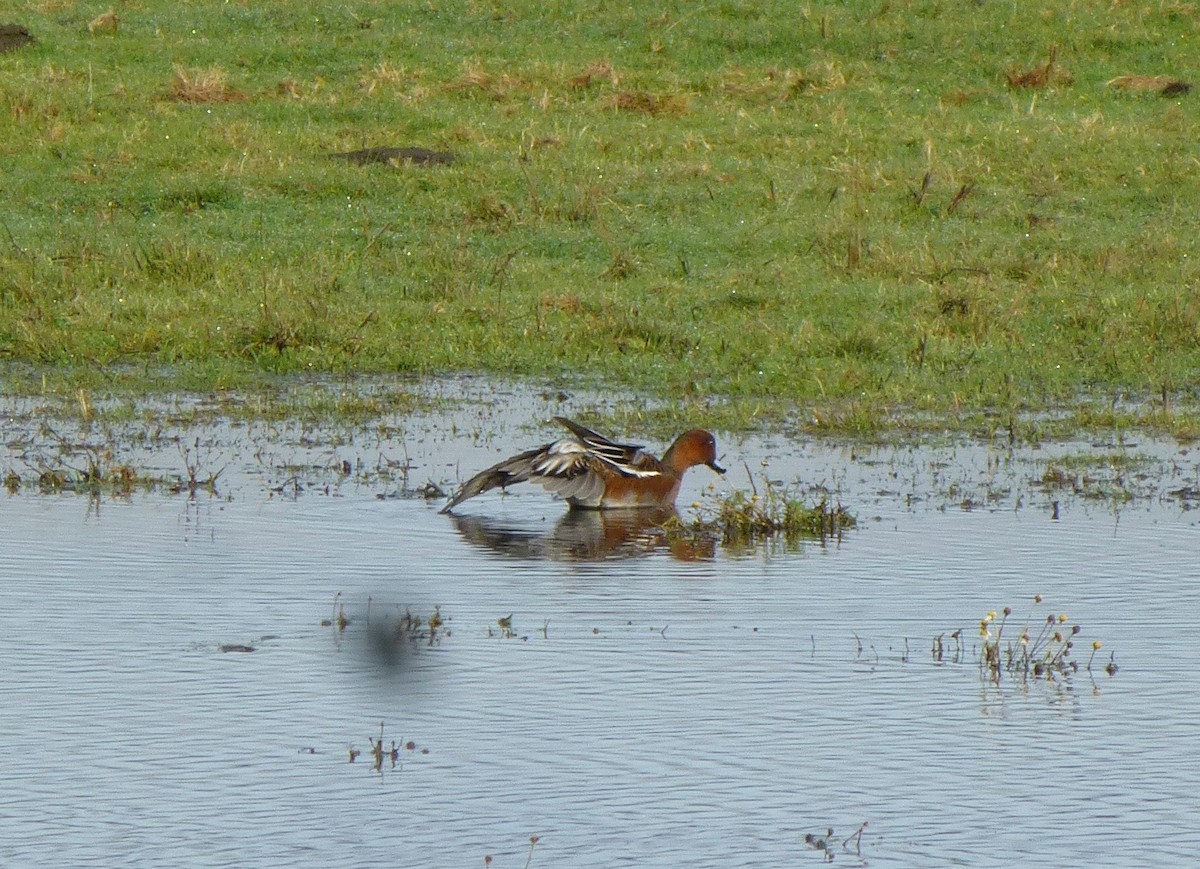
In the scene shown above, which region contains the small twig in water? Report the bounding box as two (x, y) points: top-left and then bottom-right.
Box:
(842, 821), (868, 852)
(524, 835), (540, 869)
(743, 460), (758, 497)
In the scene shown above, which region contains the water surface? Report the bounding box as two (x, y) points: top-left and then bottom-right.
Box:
(2, 381), (1198, 866)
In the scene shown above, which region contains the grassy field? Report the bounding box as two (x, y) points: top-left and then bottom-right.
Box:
(2, 1), (1199, 435)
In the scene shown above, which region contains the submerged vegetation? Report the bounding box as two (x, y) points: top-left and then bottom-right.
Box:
(1, 1), (1199, 434)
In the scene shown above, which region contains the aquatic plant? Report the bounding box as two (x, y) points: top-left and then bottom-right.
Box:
(1038, 453), (1144, 504)
(382, 605), (447, 647)
(322, 596), (449, 657)
(491, 613), (516, 639)
(347, 721), (429, 774)
(972, 595), (1117, 681)
(176, 438), (225, 496)
(689, 471), (855, 546)
(3, 421), (226, 498)
(7, 425), (163, 496)
(930, 629), (964, 663)
(319, 592), (350, 630)
(803, 823), (867, 862)
(482, 835), (540, 869)
(367, 721), (401, 772)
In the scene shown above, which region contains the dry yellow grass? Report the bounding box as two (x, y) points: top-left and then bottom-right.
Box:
(168, 65), (248, 104)
(275, 78), (303, 99)
(87, 10), (119, 34)
(359, 62), (412, 95)
(569, 60), (617, 90)
(1005, 45), (1072, 89)
(606, 90), (688, 116)
(1107, 74), (1192, 96)
(719, 62), (848, 103)
(445, 61), (526, 99)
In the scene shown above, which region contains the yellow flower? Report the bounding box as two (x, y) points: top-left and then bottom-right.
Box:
(1058, 614), (1068, 623)
(1092, 641), (1102, 650)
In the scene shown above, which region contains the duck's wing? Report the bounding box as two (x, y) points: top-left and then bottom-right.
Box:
(527, 439), (611, 505)
(440, 421), (661, 513)
(552, 417), (660, 477)
(440, 442), (557, 513)
(441, 437), (616, 513)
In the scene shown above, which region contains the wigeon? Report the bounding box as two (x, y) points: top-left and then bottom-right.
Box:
(440, 417), (725, 513)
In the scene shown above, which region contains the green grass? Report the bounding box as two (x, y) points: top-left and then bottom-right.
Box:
(3, 1), (1200, 434)
(688, 472), (855, 551)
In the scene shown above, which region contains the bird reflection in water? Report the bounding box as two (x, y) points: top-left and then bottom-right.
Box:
(447, 508), (715, 562)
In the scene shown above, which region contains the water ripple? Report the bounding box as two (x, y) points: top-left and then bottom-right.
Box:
(2, 433), (1198, 866)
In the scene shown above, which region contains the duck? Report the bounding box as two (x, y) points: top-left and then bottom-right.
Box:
(440, 417), (725, 513)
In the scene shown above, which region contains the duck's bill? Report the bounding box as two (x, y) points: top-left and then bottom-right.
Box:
(708, 461), (726, 474)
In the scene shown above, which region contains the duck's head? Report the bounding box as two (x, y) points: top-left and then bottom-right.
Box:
(668, 429), (725, 475)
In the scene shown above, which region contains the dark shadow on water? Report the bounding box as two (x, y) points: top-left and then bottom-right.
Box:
(448, 508), (716, 562)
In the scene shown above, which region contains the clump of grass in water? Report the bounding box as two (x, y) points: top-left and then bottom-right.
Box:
(320, 592), (350, 630)
(323, 595), (448, 653)
(975, 595), (1117, 681)
(690, 468), (854, 545)
(376, 604), (447, 647)
(14, 425), (172, 497)
(490, 613), (516, 639)
(347, 721), (429, 771)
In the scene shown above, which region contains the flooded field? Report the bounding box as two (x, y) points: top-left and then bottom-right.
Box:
(2, 379), (1199, 866)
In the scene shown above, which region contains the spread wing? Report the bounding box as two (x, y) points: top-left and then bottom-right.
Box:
(439, 442), (554, 513)
(441, 418), (662, 512)
(552, 417), (660, 477)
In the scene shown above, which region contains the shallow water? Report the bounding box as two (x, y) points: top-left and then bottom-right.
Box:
(2, 381), (1199, 866)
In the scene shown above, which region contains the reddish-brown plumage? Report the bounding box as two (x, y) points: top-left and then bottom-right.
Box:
(441, 418), (724, 513)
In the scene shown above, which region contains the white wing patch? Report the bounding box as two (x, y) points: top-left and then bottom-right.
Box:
(534, 439), (661, 479)
(611, 449), (661, 478)
(533, 440), (590, 477)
